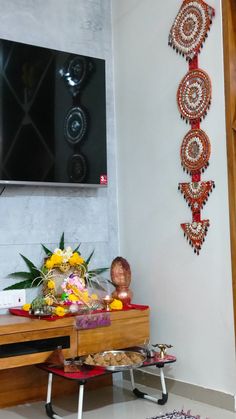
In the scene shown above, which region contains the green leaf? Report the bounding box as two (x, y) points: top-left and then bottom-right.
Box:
(88, 267), (109, 276)
(8, 271), (33, 280)
(73, 244), (81, 254)
(31, 276), (44, 287)
(59, 232), (64, 250)
(3, 279), (37, 290)
(41, 244), (52, 256)
(87, 279), (107, 291)
(19, 254), (42, 280)
(86, 249), (94, 265)
(20, 254), (37, 273)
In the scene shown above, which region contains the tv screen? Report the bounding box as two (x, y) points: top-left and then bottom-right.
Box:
(0, 38), (107, 187)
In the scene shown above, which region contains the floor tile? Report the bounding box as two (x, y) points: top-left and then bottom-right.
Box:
(0, 379), (235, 418)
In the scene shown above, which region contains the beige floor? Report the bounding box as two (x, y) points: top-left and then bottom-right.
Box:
(0, 378), (235, 418)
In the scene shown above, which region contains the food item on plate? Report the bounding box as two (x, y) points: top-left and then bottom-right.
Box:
(84, 351), (144, 367)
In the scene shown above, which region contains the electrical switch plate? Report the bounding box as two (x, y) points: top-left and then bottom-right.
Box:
(0, 289), (26, 309)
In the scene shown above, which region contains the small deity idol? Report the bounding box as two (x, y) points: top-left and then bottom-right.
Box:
(110, 256), (133, 305)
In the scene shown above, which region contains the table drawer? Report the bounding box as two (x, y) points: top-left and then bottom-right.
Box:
(0, 326), (77, 369)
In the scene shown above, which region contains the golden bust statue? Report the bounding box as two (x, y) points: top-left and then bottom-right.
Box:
(110, 256), (133, 305)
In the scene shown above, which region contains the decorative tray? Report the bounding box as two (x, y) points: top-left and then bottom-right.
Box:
(83, 350), (146, 371)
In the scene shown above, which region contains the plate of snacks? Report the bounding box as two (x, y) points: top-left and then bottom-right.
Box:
(83, 350), (146, 371)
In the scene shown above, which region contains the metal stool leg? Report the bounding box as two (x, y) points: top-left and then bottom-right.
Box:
(77, 384), (84, 419)
(130, 366), (168, 405)
(44, 372), (85, 419)
(45, 372), (62, 419)
(157, 366), (168, 405)
(129, 369), (135, 390)
(130, 369), (156, 402)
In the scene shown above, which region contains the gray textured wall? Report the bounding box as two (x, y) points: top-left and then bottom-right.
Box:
(0, 0), (118, 293)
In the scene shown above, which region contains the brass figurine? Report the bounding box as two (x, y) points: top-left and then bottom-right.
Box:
(152, 343), (173, 359)
(102, 295), (114, 311)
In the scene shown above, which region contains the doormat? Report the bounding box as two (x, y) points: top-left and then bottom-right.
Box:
(147, 410), (209, 419)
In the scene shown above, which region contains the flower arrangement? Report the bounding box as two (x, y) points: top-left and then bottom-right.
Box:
(44, 246), (85, 272)
(4, 234), (126, 317)
(5, 233), (108, 292)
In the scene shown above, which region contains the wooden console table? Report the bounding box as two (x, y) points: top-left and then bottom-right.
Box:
(0, 307), (150, 407)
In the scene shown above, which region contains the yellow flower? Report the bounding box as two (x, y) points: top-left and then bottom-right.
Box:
(45, 254), (63, 269)
(68, 294), (79, 302)
(69, 252), (84, 266)
(51, 254), (63, 265)
(54, 306), (66, 317)
(47, 280), (55, 290)
(91, 293), (98, 300)
(45, 258), (54, 269)
(22, 303), (31, 312)
(109, 299), (123, 310)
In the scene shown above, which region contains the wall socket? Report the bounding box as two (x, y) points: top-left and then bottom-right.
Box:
(0, 290), (26, 309)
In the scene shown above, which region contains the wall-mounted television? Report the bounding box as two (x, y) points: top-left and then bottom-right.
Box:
(0, 38), (107, 187)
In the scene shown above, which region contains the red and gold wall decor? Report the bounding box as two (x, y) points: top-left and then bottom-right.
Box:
(169, 0), (215, 254)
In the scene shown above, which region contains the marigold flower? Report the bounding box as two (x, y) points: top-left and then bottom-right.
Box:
(47, 280), (55, 290)
(54, 306), (66, 317)
(45, 254), (63, 269)
(51, 254), (63, 265)
(22, 303), (31, 312)
(69, 252), (84, 266)
(45, 258), (54, 269)
(109, 299), (123, 310)
(68, 294), (79, 302)
(91, 293), (98, 300)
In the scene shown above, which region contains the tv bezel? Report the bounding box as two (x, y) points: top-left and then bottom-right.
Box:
(0, 179), (107, 188)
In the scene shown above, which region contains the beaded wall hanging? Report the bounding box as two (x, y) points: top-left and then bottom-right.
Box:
(180, 129), (211, 174)
(169, 0), (215, 254)
(169, 0), (215, 61)
(177, 69), (212, 122)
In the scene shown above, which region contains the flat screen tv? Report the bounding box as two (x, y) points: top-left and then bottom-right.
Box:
(0, 38), (107, 187)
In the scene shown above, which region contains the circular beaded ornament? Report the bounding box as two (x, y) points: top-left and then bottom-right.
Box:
(180, 129), (211, 174)
(169, 0), (215, 60)
(177, 69), (211, 122)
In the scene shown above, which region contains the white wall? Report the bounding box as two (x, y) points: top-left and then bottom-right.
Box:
(112, 0), (236, 395)
(0, 0), (119, 292)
